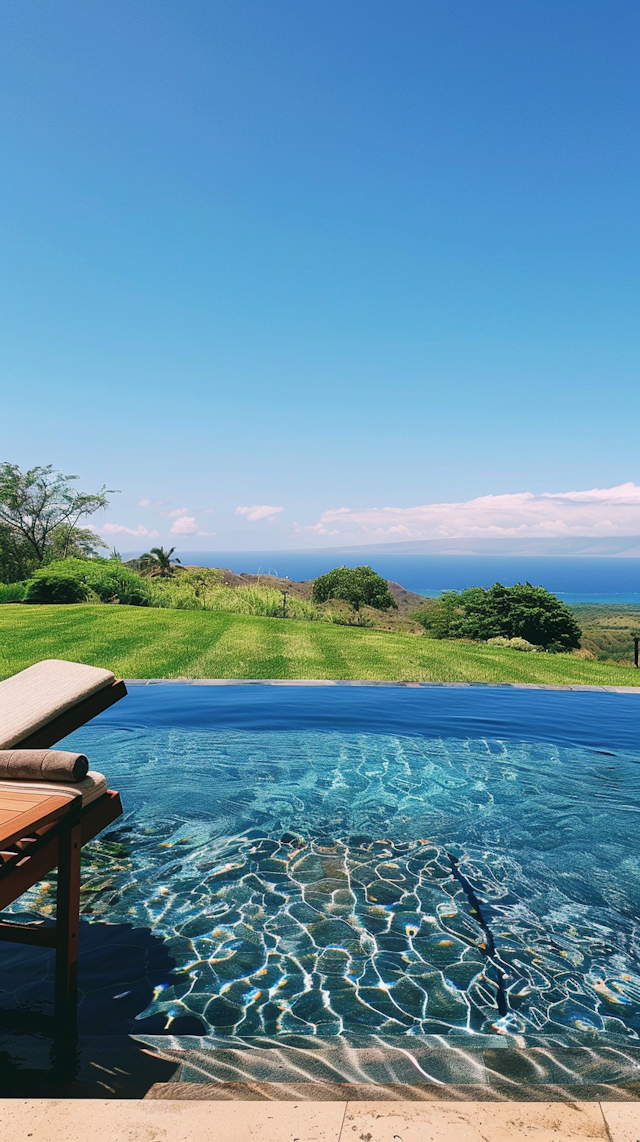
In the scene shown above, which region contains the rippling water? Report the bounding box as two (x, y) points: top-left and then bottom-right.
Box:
(21, 684), (639, 1046)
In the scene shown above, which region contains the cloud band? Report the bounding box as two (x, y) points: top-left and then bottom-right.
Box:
(311, 483), (640, 540)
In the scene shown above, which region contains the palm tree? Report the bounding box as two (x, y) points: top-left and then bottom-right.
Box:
(138, 545), (181, 577)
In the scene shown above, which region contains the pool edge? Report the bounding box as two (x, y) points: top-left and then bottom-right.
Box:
(123, 678), (640, 692)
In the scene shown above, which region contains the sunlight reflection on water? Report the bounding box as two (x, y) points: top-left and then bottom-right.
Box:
(21, 690), (640, 1045)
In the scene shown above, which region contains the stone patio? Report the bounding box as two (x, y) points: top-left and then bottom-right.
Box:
(1, 1098), (639, 1141)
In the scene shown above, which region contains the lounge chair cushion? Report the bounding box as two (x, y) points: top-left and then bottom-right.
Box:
(0, 771), (107, 808)
(0, 750), (89, 783)
(0, 660), (116, 750)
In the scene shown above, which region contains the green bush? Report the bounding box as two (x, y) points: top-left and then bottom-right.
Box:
(24, 559), (153, 606)
(24, 566), (88, 603)
(487, 636), (539, 651)
(411, 593), (464, 638)
(414, 583), (581, 652)
(0, 581), (26, 603)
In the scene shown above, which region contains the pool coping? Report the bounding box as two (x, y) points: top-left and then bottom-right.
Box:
(124, 678), (640, 692)
(2, 1097), (638, 1139)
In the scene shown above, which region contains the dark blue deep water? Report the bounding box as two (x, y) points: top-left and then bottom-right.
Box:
(16, 683), (634, 1046)
(90, 681), (640, 751)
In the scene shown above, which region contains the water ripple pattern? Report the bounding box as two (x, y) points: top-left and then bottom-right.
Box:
(15, 723), (640, 1043)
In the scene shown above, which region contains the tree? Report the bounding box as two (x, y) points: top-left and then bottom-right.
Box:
(0, 523), (36, 583)
(49, 524), (108, 561)
(312, 565), (397, 617)
(414, 582), (581, 652)
(138, 545), (181, 577)
(0, 463), (113, 566)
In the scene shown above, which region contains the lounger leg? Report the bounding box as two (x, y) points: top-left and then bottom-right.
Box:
(54, 812), (81, 1040)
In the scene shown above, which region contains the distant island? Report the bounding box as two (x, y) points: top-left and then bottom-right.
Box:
(323, 536), (640, 557)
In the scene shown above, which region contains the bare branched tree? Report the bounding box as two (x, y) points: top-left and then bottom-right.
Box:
(0, 463), (115, 564)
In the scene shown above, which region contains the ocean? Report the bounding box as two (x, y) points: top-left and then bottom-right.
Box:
(173, 551), (640, 605)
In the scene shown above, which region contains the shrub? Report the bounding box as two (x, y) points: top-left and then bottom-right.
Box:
(411, 593), (464, 638)
(414, 583), (581, 652)
(24, 559), (153, 606)
(487, 636), (539, 651)
(329, 610), (374, 627)
(24, 566), (89, 603)
(0, 581), (26, 603)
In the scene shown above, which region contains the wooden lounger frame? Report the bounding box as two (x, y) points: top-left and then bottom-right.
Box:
(0, 676), (126, 1045)
(0, 791), (122, 1029)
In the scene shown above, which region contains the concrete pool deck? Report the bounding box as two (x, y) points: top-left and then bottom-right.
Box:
(1, 1097), (639, 1141)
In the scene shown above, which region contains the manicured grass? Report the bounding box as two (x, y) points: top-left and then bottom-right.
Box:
(2, 604), (640, 685)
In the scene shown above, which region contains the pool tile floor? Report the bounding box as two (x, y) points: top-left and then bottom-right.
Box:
(1, 1098), (638, 1141)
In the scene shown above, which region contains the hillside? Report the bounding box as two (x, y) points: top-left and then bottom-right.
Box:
(121, 562), (640, 660)
(221, 573), (640, 659)
(181, 565), (427, 628)
(571, 604), (640, 665)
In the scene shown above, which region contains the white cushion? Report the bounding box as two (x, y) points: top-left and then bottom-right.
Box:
(0, 771), (107, 808)
(0, 659), (115, 750)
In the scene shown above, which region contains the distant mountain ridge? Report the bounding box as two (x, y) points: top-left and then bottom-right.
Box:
(328, 536), (640, 557)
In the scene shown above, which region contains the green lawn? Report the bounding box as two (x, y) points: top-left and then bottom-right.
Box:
(2, 604), (640, 685)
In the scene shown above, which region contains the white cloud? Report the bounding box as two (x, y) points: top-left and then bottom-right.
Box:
(167, 507), (189, 518)
(137, 498), (151, 507)
(303, 523), (340, 535)
(235, 505), (285, 522)
(197, 530), (216, 537)
(310, 483), (640, 541)
(101, 523), (159, 538)
(169, 515), (199, 536)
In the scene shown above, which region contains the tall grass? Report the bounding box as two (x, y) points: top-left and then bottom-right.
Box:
(149, 580), (326, 620)
(0, 561), (327, 620)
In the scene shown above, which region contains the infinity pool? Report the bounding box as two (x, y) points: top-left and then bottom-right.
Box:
(32, 685), (640, 1044)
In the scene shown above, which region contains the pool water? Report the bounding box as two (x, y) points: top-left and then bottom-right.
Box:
(19, 684), (640, 1045)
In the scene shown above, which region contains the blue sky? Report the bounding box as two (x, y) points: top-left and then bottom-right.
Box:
(1, 1), (638, 550)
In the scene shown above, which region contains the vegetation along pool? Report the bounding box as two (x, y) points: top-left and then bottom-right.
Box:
(24, 684), (640, 1046)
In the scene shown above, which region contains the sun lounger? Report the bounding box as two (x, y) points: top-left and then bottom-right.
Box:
(0, 661), (127, 1038)
(0, 658), (127, 750)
